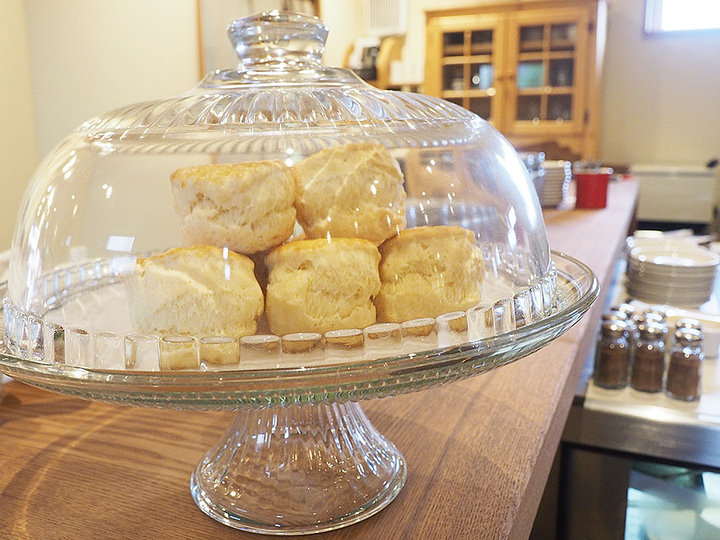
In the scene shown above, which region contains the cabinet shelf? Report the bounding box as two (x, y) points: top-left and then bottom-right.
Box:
(470, 44), (493, 55)
(519, 39), (544, 52)
(442, 89), (497, 98)
(442, 90), (467, 99)
(550, 38), (576, 50)
(519, 51), (575, 61)
(442, 44), (465, 56)
(516, 87), (574, 95)
(442, 54), (493, 65)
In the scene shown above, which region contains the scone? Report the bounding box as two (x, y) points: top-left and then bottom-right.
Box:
(170, 161), (296, 254)
(375, 226), (484, 322)
(292, 142), (406, 244)
(265, 238), (381, 335)
(126, 245), (264, 337)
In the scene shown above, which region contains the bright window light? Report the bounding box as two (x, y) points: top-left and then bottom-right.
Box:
(646, 0), (720, 32)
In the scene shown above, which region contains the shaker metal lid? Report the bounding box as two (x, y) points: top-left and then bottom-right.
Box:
(674, 326), (703, 344)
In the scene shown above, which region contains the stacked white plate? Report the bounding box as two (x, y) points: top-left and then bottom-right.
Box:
(626, 243), (720, 307)
(539, 160), (571, 207)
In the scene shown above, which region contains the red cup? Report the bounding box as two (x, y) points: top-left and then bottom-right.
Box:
(574, 168), (612, 209)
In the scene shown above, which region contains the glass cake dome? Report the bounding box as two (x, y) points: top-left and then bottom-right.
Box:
(6, 10), (553, 372)
(0, 11), (599, 536)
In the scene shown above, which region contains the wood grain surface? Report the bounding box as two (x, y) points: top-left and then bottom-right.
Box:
(0, 180), (638, 540)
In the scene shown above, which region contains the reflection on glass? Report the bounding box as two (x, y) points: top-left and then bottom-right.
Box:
(443, 32), (464, 56)
(437, 311), (468, 346)
(160, 336), (199, 371)
(548, 94), (572, 121)
(471, 63), (494, 89)
(550, 59), (574, 87)
(281, 332), (324, 367)
(517, 61), (544, 88)
(200, 336), (239, 369)
(324, 328), (364, 363)
(470, 30), (493, 55)
(520, 25), (544, 51)
(550, 24), (576, 50)
(95, 331), (124, 369)
(624, 464), (720, 540)
(240, 335), (280, 369)
(66, 327), (91, 367)
(401, 318), (437, 354)
(517, 96), (542, 121)
(443, 64), (464, 91)
(364, 323), (401, 360)
(124, 333), (158, 370)
(469, 98), (491, 120)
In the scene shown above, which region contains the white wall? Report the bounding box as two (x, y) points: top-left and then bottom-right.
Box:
(600, 0), (720, 166)
(25, 0), (200, 158)
(0, 1), (39, 250)
(319, 1), (366, 67)
(21, 0), (363, 157)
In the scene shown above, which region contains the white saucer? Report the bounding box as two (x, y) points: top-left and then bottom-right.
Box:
(629, 245), (720, 268)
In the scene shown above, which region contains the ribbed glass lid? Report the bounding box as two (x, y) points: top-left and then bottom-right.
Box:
(80, 10), (486, 152)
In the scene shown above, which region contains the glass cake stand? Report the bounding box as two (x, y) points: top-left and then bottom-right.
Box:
(0, 251), (597, 535)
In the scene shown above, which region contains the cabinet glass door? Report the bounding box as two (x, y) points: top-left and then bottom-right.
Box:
(438, 23), (500, 124)
(509, 14), (584, 129)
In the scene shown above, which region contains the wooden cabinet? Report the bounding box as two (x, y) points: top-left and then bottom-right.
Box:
(425, 0), (606, 160)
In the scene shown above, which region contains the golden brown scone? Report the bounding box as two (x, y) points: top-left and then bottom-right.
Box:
(265, 238), (381, 335)
(292, 142), (406, 244)
(126, 246), (264, 337)
(199, 337), (239, 366)
(375, 226), (484, 322)
(170, 161), (296, 254)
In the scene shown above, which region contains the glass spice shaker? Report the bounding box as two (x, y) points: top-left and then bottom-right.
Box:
(648, 306), (668, 322)
(601, 309), (630, 352)
(675, 317), (702, 333)
(631, 310), (663, 346)
(601, 310), (627, 324)
(666, 327), (703, 402)
(636, 309), (665, 326)
(673, 318), (702, 351)
(612, 305), (636, 347)
(612, 303), (636, 320)
(630, 321), (667, 393)
(594, 319), (630, 389)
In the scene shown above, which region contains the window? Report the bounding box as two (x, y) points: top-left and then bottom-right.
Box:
(645, 0), (720, 33)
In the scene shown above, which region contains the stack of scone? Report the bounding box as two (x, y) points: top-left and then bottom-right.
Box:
(126, 141), (485, 368)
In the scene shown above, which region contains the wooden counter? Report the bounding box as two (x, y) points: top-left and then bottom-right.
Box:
(0, 180), (638, 540)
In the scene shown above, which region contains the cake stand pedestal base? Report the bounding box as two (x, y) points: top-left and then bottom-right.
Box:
(190, 401), (406, 535)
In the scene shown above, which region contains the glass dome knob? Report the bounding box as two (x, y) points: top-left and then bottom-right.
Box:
(228, 10), (328, 68)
